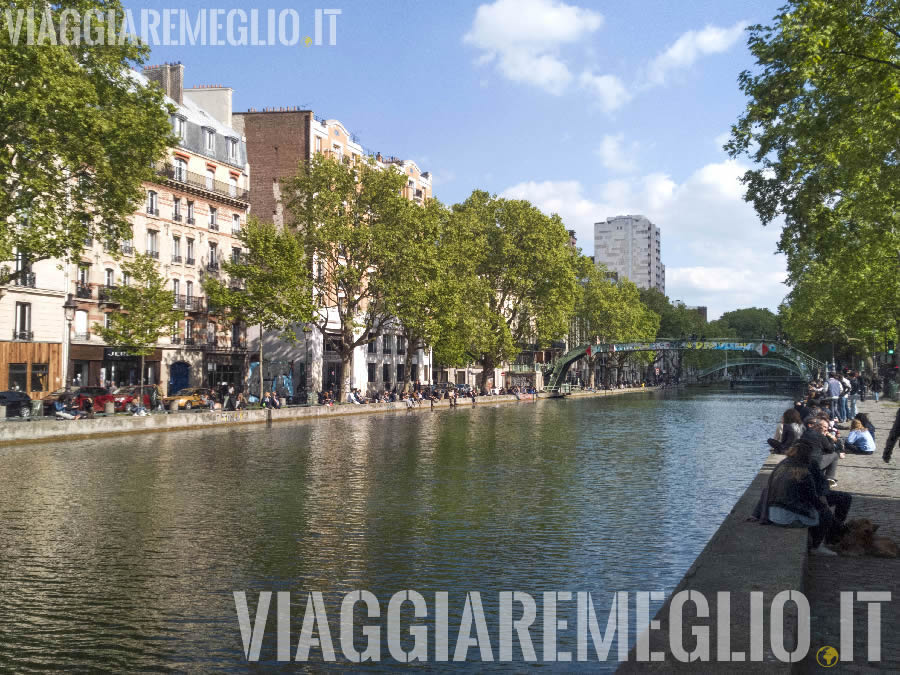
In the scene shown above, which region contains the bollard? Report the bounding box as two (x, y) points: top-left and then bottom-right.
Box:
(169, 400), (180, 413)
(104, 401), (115, 415)
(279, 397), (287, 408)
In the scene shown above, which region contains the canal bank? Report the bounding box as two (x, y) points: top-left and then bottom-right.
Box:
(619, 399), (900, 672)
(0, 386), (662, 445)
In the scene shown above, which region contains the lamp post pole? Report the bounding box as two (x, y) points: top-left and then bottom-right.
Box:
(62, 293), (77, 391)
(303, 323), (312, 404)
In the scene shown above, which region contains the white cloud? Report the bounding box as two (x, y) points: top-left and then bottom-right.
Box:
(579, 71), (631, 112)
(500, 158), (788, 318)
(596, 133), (639, 172)
(646, 21), (748, 86)
(464, 0), (603, 95)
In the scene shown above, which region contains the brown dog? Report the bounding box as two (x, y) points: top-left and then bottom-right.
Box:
(835, 519), (900, 558)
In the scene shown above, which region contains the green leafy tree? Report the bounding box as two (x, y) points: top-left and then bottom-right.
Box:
(203, 218), (315, 401)
(94, 254), (182, 401)
(727, 0), (900, 357)
(449, 191), (578, 390)
(718, 308), (780, 339)
(282, 154), (420, 401)
(0, 1), (174, 284)
(578, 261), (660, 386)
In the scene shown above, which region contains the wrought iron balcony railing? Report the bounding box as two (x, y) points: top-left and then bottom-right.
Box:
(13, 273), (35, 288)
(12, 329), (33, 341)
(154, 162), (250, 202)
(75, 283), (93, 299)
(74, 331), (91, 341)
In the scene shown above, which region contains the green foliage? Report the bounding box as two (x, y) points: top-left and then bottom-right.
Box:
(282, 153), (422, 398)
(93, 254), (182, 356)
(718, 307), (780, 339)
(727, 0), (900, 351)
(448, 191), (578, 386)
(637, 288), (705, 338)
(0, 1), (174, 284)
(203, 218), (314, 339)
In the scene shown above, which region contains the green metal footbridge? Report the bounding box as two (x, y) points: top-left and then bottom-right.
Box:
(542, 339), (825, 394)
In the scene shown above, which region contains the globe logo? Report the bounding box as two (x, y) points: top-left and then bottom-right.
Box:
(816, 645), (839, 667)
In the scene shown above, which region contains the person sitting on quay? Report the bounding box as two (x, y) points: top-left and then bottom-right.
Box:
(855, 412), (876, 439)
(802, 415), (842, 487)
(768, 408), (804, 454)
(845, 418), (875, 454)
(762, 438), (849, 556)
(234, 393), (247, 410)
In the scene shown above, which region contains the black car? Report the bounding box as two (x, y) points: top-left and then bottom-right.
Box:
(0, 391), (32, 418)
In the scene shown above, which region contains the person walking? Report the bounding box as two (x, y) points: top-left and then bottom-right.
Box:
(872, 374), (883, 403)
(825, 373), (842, 421)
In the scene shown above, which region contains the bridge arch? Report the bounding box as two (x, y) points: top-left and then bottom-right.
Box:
(542, 339), (824, 393)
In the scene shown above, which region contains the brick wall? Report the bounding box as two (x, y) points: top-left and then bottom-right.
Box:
(233, 111), (312, 227)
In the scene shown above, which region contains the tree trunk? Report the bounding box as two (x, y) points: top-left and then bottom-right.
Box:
(340, 352), (352, 403)
(478, 355), (495, 392)
(587, 355), (596, 388)
(259, 323), (264, 403)
(405, 335), (416, 392)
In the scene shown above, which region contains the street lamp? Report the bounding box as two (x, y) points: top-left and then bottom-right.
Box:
(62, 293), (77, 391)
(303, 323), (312, 403)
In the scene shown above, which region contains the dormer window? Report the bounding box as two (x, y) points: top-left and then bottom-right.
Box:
(171, 115), (186, 141)
(203, 127), (215, 152)
(227, 137), (238, 161)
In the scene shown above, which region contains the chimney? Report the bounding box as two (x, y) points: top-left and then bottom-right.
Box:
(143, 62), (184, 105)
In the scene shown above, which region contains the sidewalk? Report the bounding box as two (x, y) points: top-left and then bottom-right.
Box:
(801, 399), (900, 672)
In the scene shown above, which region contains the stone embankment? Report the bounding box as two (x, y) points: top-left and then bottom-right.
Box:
(619, 399), (900, 673)
(0, 386), (659, 445)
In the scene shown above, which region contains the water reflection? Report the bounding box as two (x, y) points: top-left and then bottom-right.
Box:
(0, 390), (787, 670)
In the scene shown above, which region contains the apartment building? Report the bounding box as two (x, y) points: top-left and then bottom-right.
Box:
(45, 63), (251, 395)
(232, 108), (434, 397)
(593, 215), (665, 294)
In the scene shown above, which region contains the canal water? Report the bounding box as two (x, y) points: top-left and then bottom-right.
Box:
(0, 390), (788, 670)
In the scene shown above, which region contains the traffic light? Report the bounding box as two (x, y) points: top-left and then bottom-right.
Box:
(889, 339), (895, 355)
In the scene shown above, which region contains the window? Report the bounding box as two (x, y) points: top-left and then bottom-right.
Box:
(232, 213), (241, 235)
(77, 264), (89, 284)
(332, 144), (342, 161)
(325, 337), (336, 352)
(187, 201), (195, 224)
(411, 364), (418, 382)
(172, 115), (185, 140)
(172, 279), (180, 296)
(174, 158), (187, 182)
(147, 190), (158, 215)
(204, 128), (215, 151)
(229, 176), (237, 197)
(207, 322), (216, 345)
(397, 363), (405, 383)
(8, 364), (26, 392)
(383, 363), (390, 385)
(14, 302), (30, 338)
(173, 197), (182, 220)
(209, 242), (218, 266)
(172, 236), (181, 260)
(206, 169), (215, 190)
(228, 138), (238, 161)
(231, 247), (241, 263)
(187, 238), (195, 262)
(315, 136), (322, 153)
(367, 363), (376, 383)
(397, 336), (406, 354)
(104, 313), (112, 330)
(104, 268), (114, 287)
(146, 230), (158, 257)
(185, 318), (194, 341)
(383, 335), (393, 355)
(186, 280), (193, 298)
(122, 271), (130, 286)
(209, 207), (217, 228)
(368, 338), (377, 354)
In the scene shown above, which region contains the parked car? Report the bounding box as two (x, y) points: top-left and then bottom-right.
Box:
(111, 384), (164, 412)
(42, 386), (112, 415)
(0, 391), (32, 418)
(163, 387), (213, 410)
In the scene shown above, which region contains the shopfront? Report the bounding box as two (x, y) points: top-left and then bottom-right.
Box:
(69, 345), (162, 390)
(205, 353), (246, 390)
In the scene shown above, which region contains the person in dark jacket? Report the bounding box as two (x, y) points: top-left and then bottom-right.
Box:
(882, 407), (900, 463)
(765, 440), (836, 554)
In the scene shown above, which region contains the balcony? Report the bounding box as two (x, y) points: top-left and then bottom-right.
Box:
(149, 250), (159, 260)
(187, 217), (196, 225)
(121, 244), (134, 255)
(147, 206), (160, 217)
(184, 337), (196, 346)
(186, 257), (196, 266)
(154, 162), (250, 202)
(185, 296), (205, 312)
(172, 255), (183, 264)
(74, 331), (91, 341)
(203, 337), (248, 352)
(232, 226), (242, 236)
(206, 261), (219, 273)
(98, 286), (118, 304)
(75, 283), (93, 299)
(12, 329), (33, 341)
(173, 214), (182, 222)
(13, 273), (35, 288)
(208, 222), (219, 231)
(83, 237), (93, 248)
(170, 336), (181, 345)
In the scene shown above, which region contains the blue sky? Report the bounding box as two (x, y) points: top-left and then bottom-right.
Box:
(131, 0), (787, 319)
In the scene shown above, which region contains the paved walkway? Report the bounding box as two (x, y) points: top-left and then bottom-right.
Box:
(802, 399), (900, 672)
